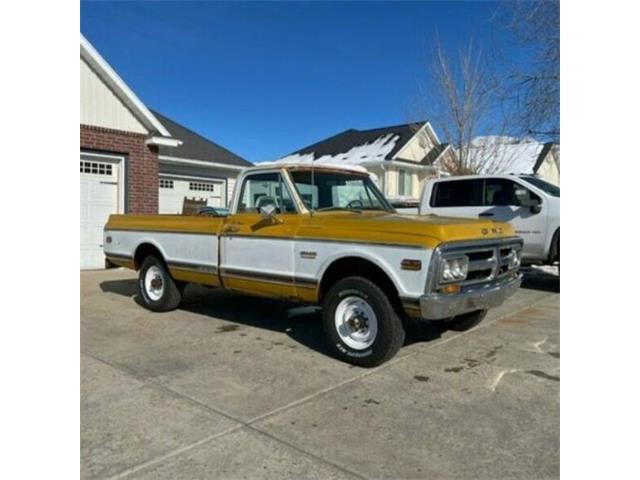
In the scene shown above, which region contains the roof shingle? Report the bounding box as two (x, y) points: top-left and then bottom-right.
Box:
(289, 122), (426, 161)
(152, 110), (252, 167)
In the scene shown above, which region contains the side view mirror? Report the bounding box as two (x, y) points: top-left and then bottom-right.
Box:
(259, 203), (278, 219)
(515, 188), (542, 214)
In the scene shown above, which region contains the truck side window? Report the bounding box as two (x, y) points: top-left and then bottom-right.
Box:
(237, 173), (297, 214)
(431, 179), (483, 207)
(484, 179), (540, 207)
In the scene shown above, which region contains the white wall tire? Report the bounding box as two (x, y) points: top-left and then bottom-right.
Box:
(138, 255), (183, 312)
(323, 276), (405, 368)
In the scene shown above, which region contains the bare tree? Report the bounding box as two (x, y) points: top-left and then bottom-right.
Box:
(414, 37), (518, 175)
(498, 0), (560, 141)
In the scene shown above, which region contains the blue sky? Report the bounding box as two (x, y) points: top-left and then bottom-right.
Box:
(81, 1), (516, 162)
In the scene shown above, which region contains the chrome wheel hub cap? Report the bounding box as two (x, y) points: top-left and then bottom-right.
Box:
(144, 266), (164, 301)
(335, 296), (378, 350)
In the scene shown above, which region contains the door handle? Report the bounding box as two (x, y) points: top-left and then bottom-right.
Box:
(479, 212), (494, 217)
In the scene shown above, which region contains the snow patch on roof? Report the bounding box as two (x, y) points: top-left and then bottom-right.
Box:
(469, 136), (544, 174)
(276, 133), (400, 165)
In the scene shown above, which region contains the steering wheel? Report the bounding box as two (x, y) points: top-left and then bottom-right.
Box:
(346, 199), (364, 209)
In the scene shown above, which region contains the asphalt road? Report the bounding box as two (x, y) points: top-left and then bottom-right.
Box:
(81, 267), (559, 479)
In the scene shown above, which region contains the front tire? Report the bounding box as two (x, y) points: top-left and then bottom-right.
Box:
(138, 255), (183, 312)
(322, 276), (406, 368)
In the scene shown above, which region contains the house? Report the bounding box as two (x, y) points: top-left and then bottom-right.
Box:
(467, 136), (560, 185)
(80, 35), (251, 269)
(151, 111), (252, 214)
(276, 122), (456, 202)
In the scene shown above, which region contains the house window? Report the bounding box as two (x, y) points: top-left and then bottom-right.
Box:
(159, 179), (174, 189)
(189, 182), (216, 192)
(398, 169), (413, 197)
(80, 161), (112, 176)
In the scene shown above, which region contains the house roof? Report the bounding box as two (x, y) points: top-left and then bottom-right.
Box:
(533, 142), (556, 173)
(468, 136), (547, 175)
(422, 143), (450, 165)
(289, 122), (427, 162)
(80, 34), (179, 146)
(152, 110), (252, 168)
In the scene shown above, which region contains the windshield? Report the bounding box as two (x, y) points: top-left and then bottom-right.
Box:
(519, 176), (560, 197)
(288, 169), (394, 212)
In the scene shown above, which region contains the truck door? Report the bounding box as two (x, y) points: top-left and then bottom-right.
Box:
(219, 171), (302, 298)
(481, 178), (546, 261)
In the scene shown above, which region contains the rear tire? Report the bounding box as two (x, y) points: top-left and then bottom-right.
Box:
(138, 255), (183, 312)
(447, 309), (487, 332)
(322, 276), (405, 368)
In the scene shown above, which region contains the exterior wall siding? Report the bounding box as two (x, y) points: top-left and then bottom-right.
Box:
(536, 156), (560, 186)
(80, 57), (148, 134)
(80, 124), (159, 214)
(394, 130), (434, 162)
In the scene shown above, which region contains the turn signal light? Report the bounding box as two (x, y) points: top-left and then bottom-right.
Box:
(401, 259), (422, 271)
(441, 284), (461, 294)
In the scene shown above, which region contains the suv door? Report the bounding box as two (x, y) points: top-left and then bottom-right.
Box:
(481, 178), (546, 260)
(219, 171), (302, 298)
(427, 178), (485, 218)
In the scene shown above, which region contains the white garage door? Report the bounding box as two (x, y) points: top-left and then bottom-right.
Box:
(159, 176), (225, 214)
(80, 154), (123, 269)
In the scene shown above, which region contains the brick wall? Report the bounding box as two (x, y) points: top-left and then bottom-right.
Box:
(80, 124), (158, 214)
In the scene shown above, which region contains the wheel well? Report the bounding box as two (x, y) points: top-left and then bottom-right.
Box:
(134, 243), (164, 270)
(319, 257), (400, 307)
(550, 228), (560, 263)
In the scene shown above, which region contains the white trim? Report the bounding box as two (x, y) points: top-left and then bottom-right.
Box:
(430, 144), (454, 166)
(159, 154), (249, 171)
(159, 173), (228, 183)
(359, 159), (436, 172)
(146, 136), (183, 148)
(80, 34), (176, 140)
(424, 122), (441, 145)
(391, 122), (442, 162)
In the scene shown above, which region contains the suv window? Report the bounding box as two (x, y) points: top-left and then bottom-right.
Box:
(431, 179), (483, 207)
(484, 178), (540, 206)
(237, 172), (297, 214)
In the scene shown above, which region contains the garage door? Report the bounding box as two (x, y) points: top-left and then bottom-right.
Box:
(80, 154), (122, 269)
(159, 177), (225, 214)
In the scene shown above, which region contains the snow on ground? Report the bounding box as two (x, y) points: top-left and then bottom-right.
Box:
(275, 133), (400, 165)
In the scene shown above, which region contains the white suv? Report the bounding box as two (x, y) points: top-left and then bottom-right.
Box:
(419, 175), (560, 265)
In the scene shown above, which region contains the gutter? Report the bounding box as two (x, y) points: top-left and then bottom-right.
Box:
(158, 155), (249, 171)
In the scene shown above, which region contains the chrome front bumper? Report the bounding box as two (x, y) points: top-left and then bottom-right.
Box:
(419, 273), (522, 320)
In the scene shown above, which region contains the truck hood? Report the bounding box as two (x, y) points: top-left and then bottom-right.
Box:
(301, 211), (516, 248)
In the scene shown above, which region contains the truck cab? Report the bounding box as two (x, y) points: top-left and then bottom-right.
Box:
(419, 174), (560, 266)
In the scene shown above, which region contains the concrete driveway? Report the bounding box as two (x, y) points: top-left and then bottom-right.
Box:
(81, 267), (559, 479)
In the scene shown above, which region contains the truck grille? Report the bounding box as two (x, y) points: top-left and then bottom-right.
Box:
(428, 238), (523, 292)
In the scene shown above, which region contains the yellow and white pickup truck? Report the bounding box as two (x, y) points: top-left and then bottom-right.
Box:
(104, 163), (523, 367)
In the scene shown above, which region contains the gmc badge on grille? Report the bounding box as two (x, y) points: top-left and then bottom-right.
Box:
(481, 227), (503, 235)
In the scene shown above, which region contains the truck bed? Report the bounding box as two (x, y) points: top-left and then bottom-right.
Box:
(103, 214), (225, 286)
